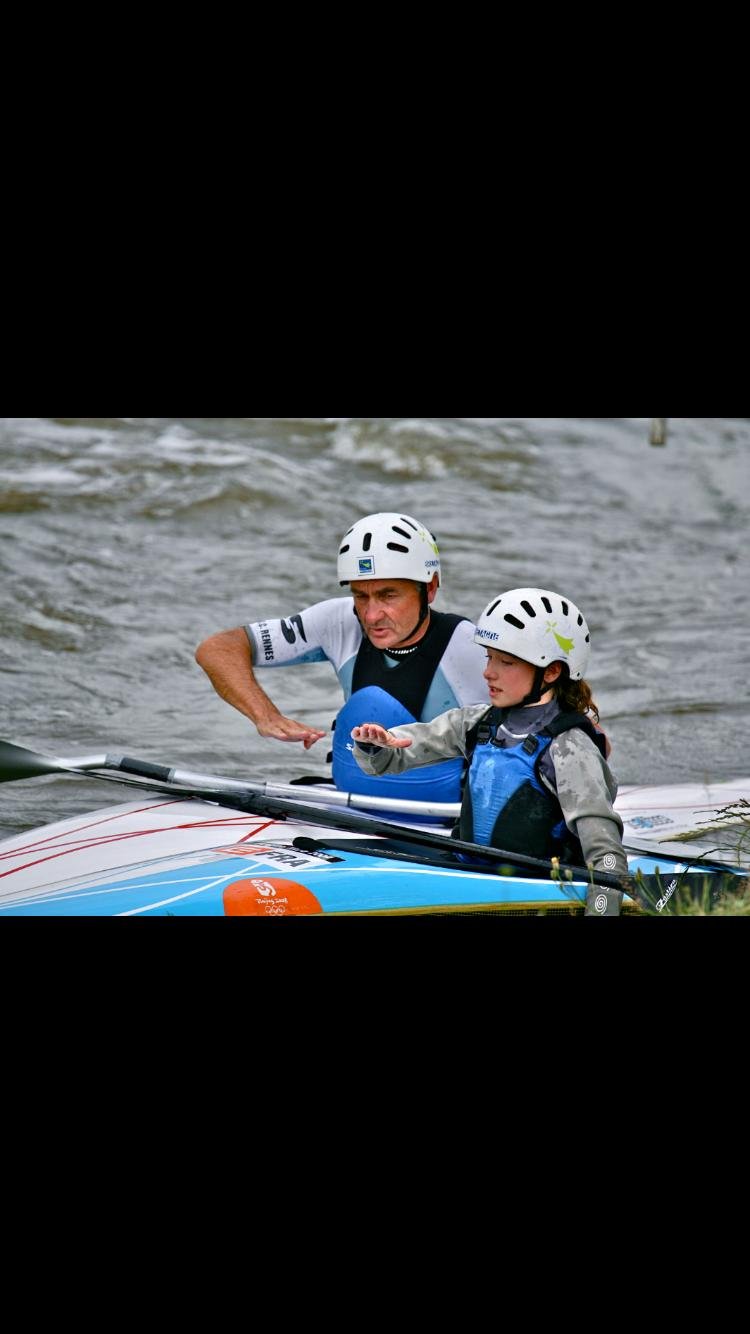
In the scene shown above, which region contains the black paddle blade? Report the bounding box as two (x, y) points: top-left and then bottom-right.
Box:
(0, 741), (65, 782)
(632, 869), (745, 915)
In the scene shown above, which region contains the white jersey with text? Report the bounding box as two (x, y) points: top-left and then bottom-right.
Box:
(245, 597), (489, 720)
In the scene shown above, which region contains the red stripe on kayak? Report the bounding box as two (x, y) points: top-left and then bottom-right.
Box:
(0, 816), (285, 881)
(0, 805), (270, 862)
(0, 800), (188, 859)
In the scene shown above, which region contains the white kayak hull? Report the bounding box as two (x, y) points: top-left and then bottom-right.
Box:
(1, 776), (747, 916)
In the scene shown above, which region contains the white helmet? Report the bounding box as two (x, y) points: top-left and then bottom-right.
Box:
(337, 513), (441, 586)
(474, 587), (591, 680)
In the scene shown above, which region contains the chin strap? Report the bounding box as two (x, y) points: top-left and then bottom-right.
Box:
(520, 665), (551, 707)
(350, 583), (432, 652)
(382, 584), (432, 652)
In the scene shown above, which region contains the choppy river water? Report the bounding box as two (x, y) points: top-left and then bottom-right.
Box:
(1, 416), (748, 837)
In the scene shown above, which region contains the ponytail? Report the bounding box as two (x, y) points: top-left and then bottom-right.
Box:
(553, 666), (600, 724)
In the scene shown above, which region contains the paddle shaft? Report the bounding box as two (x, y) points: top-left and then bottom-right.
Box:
(0, 740), (459, 819)
(234, 790), (634, 887)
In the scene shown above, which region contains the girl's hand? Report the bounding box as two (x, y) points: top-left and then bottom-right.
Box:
(351, 723), (413, 749)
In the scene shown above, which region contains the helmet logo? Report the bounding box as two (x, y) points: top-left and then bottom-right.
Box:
(547, 621), (574, 655)
(358, 558), (375, 575)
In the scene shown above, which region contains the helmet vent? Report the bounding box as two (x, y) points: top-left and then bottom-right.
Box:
(541, 596), (552, 614)
(392, 525), (413, 541)
(577, 613), (583, 626)
(520, 601), (537, 618)
(486, 598), (502, 617)
(386, 542), (410, 554)
(339, 544), (350, 555)
(362, 532), (373, 552)
(504, 614), (525, 630)
(401, 517), (418, 531)
(561, 600), (569, 616)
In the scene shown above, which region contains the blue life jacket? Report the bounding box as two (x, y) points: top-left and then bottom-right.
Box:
(458, 709), (606, 859)
(332, 686), (465, 802)
(331, 611), (467, 802)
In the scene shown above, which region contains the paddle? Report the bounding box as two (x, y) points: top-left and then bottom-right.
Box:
(0, 740), (460, 820)
(0, 740), (110, 781)
(2, 737), (737, 912)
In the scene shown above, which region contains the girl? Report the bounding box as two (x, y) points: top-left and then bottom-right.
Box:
(351, 587), (628, 886)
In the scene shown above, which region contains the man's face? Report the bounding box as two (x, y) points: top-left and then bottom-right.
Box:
(350, 578), (426, 650)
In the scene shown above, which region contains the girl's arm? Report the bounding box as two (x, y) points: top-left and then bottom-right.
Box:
(351, 706), (486, 776)
(550, 731), (629, 876)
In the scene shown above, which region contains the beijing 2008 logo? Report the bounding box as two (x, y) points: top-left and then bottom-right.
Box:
(223, 877), (323, 917)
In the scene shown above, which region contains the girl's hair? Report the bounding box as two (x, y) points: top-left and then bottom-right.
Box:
(554, 666), (600, 723)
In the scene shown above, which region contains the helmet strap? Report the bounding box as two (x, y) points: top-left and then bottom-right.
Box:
(520, 665), (553, 707)
(391, 583), (430, 648)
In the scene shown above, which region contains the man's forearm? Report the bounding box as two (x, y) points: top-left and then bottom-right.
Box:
(195, 628), (282, 727)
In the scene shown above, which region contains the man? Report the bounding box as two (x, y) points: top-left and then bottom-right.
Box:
(195, 512), (489, 801)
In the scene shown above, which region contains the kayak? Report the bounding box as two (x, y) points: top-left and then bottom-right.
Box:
(0, 741), (747, 916)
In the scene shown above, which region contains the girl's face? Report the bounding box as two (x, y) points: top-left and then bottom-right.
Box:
(482, 649), (559, 707)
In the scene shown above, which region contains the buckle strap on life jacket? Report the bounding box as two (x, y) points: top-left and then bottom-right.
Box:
(464, 708), (606, 769)
(465, 706), (506, 758)
(538, 711), (607, 757)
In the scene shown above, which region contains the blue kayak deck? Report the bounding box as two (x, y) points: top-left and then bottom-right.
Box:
(0, 839), (683, 916)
